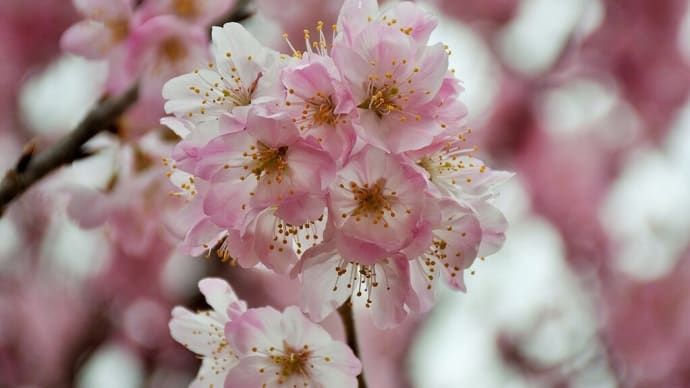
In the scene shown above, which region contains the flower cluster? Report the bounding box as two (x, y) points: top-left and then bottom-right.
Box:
(162, 0), (510, 329)
(170, 278), (361, 387)
(61, 0), (238, 133)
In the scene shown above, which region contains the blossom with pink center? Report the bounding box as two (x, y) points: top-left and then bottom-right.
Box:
(328, 146), (429, 262)
(281, 53), (357, 164)
(335, 0), (438, 48)
(293, 241), (414, 329)
(225, 305), (361, 387)
(60, 0), (134, 60)
(138, 0), (237, 27)
(169, 278), (247, 388)
(333, 23), (449, 153)
(162, 22), (281, 133)
(201, 110), (336, 230)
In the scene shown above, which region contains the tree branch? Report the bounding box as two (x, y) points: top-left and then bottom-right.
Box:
(0, 84), (139, 216)
(338, 300), (369, 388)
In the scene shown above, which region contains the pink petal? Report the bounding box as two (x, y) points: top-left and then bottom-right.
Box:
(60, 20), (115, 59)
(199, 278), (247, 320)
(294, 242), (351, 322)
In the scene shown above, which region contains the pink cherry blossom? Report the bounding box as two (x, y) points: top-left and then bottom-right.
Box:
(280, 54), (357, 164)
(201, 110), (335, 230)
(328, 146), (429, 262)
(225, 305), (361, 387)
(294, 241), (414, 329)
(162, 22), (282, 133)
(408, 199), (482, 312)
(333, 23), (449, 153)
(169, 278), (247, 388)
(335, 0), (438, 48)
(60, 0), (134, 60)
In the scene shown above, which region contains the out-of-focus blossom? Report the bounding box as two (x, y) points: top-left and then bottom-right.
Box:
(0, 277), (90, 387)
(66, 146), (178, 256)
(60, 0), (134, 60)
(582, 0), (690, 142)
(137, 0), (237, 27)
(602, 250), (690, 387)
(428, 0), (519, 26)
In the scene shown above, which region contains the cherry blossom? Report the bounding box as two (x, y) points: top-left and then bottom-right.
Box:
(60, 0), (134, 60)
(225, 305), (361, 387)
(169, 278), (247, 388)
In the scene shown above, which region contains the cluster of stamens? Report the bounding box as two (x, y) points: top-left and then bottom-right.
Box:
(416, 237), (464, 290)
(288, 89), (344, 133)
(283, 20), (337, 59)
(417, 132), (484, 187)
(188, 314), (237, 383)
(186, 52), (260, 119)
(340, 179), (400, 226)
(333, 261), (392, 308)
(222, 143), (289, 185)
(268, 214), (324, 255)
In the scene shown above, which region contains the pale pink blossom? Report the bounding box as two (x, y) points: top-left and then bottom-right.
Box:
(333, 23), (449, 153)
(225, 305), (361, 387)
(408, 199), (482, 312)
(328, 146), (429, 262)
(293, 241), (414, 329)
(281, 54), (357, 164)
(161, 22), (282, 133)
(169, 278), (247, 388)
(201, 110), (335, 230)
(60, 0), (134, 60)
(335, 0), (438, 48)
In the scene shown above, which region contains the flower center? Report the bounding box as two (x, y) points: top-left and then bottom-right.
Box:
(160, 37), (187, 63)
(341, 179), (397, 226)
(173, 0), (198, 19)
(309, 94), (338, 127)
(271, 343), (313, 381)
(358, 86), (401, 118)
(250, 144), (288, 180)
(106, 19), (129, 43)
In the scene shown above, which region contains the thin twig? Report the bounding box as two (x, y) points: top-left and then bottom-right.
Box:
(0, 85), (139, 216)
(338, 299), (369, 388)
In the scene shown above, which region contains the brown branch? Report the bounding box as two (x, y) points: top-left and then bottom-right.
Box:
(0, 84), (139, 216)
(338, 300), (369, 388)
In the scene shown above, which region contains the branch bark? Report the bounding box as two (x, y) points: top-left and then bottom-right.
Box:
(0, 85), (139, 216)
(338, 300), (369, 388)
